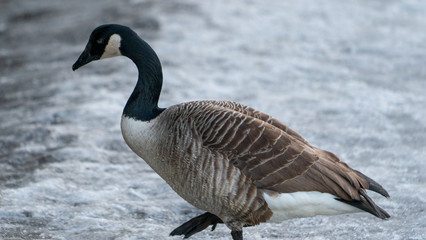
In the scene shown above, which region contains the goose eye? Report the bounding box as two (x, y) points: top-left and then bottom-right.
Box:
(97, 38), (104, 44)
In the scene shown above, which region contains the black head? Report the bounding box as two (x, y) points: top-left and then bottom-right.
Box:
(72, 24), (131, 71)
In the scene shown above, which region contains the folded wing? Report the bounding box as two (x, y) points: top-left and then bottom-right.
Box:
(190, 101), (389, 219)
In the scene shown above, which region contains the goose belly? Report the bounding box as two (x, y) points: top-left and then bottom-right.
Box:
(263, 191), (361, 222)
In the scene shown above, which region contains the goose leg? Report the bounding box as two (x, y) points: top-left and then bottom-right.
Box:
(231, 230), (243, 240)
(170, 212), (223, 238)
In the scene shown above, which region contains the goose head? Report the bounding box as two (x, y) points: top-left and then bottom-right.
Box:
(73, 24), (164, 121)
(72, 24), (133, 71)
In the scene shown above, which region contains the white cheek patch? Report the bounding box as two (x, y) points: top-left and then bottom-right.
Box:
(100, 34), (122, 59)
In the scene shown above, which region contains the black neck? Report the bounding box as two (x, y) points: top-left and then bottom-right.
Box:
(121, 32), (165, 121)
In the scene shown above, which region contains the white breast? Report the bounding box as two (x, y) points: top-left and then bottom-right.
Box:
(120, 115), (159, 161)
(263, 191), (361, 222)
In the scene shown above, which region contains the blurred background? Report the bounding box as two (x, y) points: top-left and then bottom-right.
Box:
(0, 0), (425, 239)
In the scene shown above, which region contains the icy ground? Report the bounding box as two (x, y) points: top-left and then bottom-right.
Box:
(1, 0), (425, 239)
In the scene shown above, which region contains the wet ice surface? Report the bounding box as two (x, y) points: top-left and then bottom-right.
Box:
(1, 0), (425, 239)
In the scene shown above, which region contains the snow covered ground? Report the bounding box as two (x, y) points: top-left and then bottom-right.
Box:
(1, 0), (425, 239)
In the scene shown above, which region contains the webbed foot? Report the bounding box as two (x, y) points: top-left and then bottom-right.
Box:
(170, 212), (223, 238)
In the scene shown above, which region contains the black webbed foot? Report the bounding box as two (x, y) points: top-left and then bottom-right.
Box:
(231, 230), (243, 240)
(170, 212), (223, 238)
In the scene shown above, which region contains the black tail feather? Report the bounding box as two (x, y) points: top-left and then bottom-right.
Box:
(337, 190), (390, 219)
(355, 170), (390, 198)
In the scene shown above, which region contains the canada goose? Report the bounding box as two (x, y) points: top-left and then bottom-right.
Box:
(72, 24), (390, 240)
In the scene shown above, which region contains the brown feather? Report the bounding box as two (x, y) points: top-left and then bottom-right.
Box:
(185, 100), (389, 221)
(155, 100), (389, 227)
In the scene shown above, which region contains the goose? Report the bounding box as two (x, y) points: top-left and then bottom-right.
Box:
(72, 24), (390, 240)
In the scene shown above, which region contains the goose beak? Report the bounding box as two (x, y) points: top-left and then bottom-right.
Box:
(72, 46), (96, 71)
